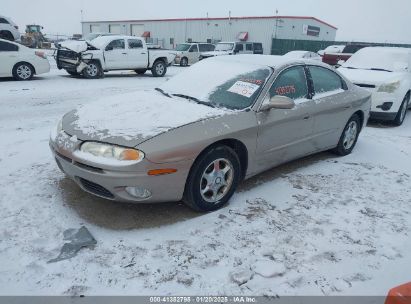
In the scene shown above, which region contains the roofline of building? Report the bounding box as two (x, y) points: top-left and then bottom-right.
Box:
(82, 15), (338, 30)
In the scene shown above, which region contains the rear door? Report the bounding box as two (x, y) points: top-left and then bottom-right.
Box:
(188, 44), (199, 64)
(0, 41), (19, 76)
(256, 65), (315, 168)
(306, 65), (352, 149)
(126, 38), (147, 68)
(104, 39), (128, 69)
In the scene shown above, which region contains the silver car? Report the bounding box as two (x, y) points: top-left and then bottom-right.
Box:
(50, 55), (371, 212)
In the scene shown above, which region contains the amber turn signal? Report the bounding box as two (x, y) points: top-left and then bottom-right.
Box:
(148, 169), (178, 176)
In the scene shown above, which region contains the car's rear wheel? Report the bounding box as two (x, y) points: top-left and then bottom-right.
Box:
(13, 62), (34, 81)
(393, 93), (410, 126)
(151, 60), (167, 77)
(332, 114), (361, 156)
(180, 57), (188, 67)
(183, 146), (241, 212)
(135, 69), (147, 75)
(0, 31), (14, 41)
(82, 61), (103, 79)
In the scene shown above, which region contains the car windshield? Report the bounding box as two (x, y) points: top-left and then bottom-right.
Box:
(160, 59), (272, 110)
(342, 47), (411, 72)
(215, 43), (235, 52)
(175, 44), (191, 51)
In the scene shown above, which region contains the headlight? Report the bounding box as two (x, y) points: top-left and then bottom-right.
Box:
(57, 119), (63, 133)
(80, 142), (144, 162)
(378, 81), (401, 93)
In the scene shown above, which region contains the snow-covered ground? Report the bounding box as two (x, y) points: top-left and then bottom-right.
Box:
(0, 58), (410, 296)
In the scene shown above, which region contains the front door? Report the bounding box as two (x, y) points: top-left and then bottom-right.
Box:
(256, 65), (315, 170)
(104, 39), (128, 70)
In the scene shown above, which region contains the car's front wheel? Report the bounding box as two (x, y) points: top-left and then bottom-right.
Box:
(82, 61), (103, 79)
(180, 57), (188, 67)
(13, 62), (34, 81)
(151, 60), (167, 77)
(393, 93), (410, 126)
(183, 146), (241, 212)
(332, 114), (361, 156)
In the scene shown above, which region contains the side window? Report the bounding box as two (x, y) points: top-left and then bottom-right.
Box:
(269, 66), (308, 100)
(128, 39), (143, 49)
(0, 41), (18, 52)
(0, 18), (10, 24)
(209, 44), (215, 51)
(106, 39), (125, 50)
(246, 44), (253, 51)
(189, 45), (198, 52)
(198, 44), (207, 52)
(308, 66), (344, 95)
(235, 44), (244, 52)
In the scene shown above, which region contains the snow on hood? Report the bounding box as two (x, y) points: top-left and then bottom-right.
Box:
(64, 90), (229, 146)
(338, 67), (403, 85)
(58, 40), (90, 53)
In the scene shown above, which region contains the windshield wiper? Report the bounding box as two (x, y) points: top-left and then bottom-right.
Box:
(172, 94), (215, 108)
(369, 68), (392, 72)
(155, 87), (172, 98)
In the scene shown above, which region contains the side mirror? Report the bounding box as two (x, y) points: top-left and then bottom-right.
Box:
(260, 95), (295, 111)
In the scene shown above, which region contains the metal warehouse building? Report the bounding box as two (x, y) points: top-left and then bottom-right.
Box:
(82, 15), (337, 54)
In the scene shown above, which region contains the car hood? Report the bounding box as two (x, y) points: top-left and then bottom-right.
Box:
(338, 67), (404, 86)
(202, 51), (232, 57)
(58, 40), (90, 53)
(62, 90), (230, 147)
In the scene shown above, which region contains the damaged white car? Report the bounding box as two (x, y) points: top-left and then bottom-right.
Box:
(55, 35), (176, 78)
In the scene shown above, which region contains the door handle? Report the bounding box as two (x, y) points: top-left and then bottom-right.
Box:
(303, 115), (310, 120)
(122, 53), (128, 55)
(141, 52), (147, 54)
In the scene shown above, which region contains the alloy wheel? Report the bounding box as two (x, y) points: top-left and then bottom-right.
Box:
(200, 158), (234, 203)
(343, 121), (358, 150)
(16, 65), (32, 80)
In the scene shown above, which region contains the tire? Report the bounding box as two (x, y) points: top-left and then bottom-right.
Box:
(393, 93), (410, 126)
(66, 70), (80, 76)
(332, 114), (361, 156)
(12, 62), (34, 81)
(151, 60), (167, 77)
(180, 57), (188, 67)
(183, 146), (241, 212)
(135, 69), (147, 75)
(0, 31), (14, 41)
(82, 61), (103, 79)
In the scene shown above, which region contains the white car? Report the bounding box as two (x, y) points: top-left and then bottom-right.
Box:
(339, 47), (411, 126)
(55, 35), (176, 78)
(174, 43), (215, 66)
(0, 38), (50, 80)
(283, 50), (322, 61)
(0, 15), (20, 41)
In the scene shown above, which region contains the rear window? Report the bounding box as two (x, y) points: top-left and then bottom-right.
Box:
(128, 39), (143, 49)
(0, 41), (18, 51)
(246, 44), (253, 51)
(308, 66), (344, 94)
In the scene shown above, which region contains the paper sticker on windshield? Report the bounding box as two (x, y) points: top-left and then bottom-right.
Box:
(228, 81), (260, 98)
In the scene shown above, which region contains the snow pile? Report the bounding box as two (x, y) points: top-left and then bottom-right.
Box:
(71, 90), (229, 140)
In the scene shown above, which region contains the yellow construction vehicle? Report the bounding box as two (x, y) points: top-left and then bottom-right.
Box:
(21, 25), (51, 49)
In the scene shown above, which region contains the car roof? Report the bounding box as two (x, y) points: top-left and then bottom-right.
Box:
(209, 54), (326, 69)
(91, 35), (143, 43)
(360, 46), (411, 54)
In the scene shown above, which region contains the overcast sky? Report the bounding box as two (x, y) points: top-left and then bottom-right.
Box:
(2, 0), (410, 43)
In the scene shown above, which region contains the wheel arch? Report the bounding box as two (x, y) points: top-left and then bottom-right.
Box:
(190, 138), (249, 180)
(352, 110), (365, 130)
(153, 57), (168, 65)
(13, 61), (36, 75)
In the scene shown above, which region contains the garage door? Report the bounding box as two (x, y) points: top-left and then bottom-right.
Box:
(109, 24), (121, 34)
(131, 24), (144, 36)
(90, 24), (100, 33)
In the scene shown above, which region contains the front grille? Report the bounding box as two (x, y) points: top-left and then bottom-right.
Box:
(78, 177), (114, 199)
(355, 83), (376, 88)
(57, 49), (79, 60)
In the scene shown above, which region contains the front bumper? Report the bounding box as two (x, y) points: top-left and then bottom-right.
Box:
(369, 111), (397, 121)
(49, 132), (191, 203)
(371, 91), (402, 113)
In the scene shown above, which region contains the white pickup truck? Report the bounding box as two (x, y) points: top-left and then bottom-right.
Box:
(55, 35), (176, 78)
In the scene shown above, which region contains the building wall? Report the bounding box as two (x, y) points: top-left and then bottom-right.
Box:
(82, 17), (337, 55)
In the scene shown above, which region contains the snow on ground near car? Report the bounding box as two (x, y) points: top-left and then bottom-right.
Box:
(0, 60), (411, 296)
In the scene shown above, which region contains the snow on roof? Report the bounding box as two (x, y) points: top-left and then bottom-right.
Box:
(209, 54), (309, 68)
(83, 15), (338, 30)
(90, 35), (142, 48)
